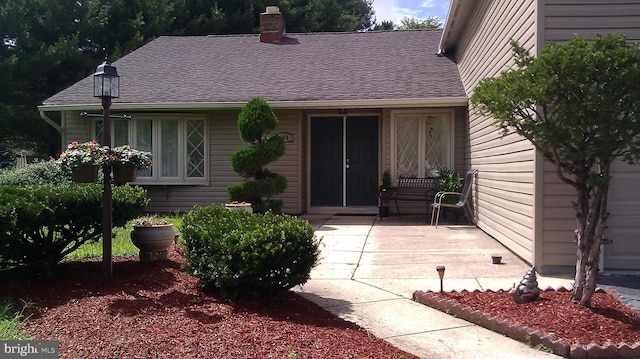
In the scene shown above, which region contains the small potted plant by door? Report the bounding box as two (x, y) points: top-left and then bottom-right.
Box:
(130, 217), (176, 261)
(57, 141), (107, 183)
(108, 145), (152, 185)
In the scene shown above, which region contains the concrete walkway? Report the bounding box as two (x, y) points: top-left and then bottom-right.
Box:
(294, 214), (574, 359)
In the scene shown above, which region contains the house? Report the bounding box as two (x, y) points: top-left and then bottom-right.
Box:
(437, 0), (640, 273)
(39, 2), (640, 273)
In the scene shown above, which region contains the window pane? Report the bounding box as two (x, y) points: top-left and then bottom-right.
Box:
(186, 119), (205, 178)
(113, 119), (129, 146)
(95, 120), (103, 143)
(161, 119), (179, 177)
(396, 115), (420, 178)
(136, 119), (153, 177)
(423, 115), (449, 176)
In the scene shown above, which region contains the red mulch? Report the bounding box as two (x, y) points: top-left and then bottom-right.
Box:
(425, 289), (640, 346)
(1, 249), (420, 358)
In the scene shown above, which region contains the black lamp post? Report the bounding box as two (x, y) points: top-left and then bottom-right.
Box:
(93, 60), (119, 283)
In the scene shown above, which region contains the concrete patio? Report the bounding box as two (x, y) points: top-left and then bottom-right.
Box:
(294, 214), (574, 359)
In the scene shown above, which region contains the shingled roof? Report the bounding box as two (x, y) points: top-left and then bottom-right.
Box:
(41, 29), (466, 110)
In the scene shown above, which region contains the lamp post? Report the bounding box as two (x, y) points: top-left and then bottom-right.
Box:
(93, 60), (120, 283)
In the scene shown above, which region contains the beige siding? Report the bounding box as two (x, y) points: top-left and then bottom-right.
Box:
(63, 109), (305, 215)
(453, 0), (538, 263)
(544, 0), (640, 42)
(541, 0), (640, 270)
(64, 111), (96, 143)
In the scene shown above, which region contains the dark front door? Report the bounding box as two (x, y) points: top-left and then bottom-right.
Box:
(310, 116), (378, 207)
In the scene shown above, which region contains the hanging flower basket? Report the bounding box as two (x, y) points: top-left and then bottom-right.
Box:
(113, 165), (138, 185)
(71, 165), (100, 183)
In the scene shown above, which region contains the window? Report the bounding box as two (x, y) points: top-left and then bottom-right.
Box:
(391, 112), (453, 178)
(96, 114), (207, 184)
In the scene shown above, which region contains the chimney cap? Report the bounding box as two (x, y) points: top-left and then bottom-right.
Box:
(264, 6), (280, 14)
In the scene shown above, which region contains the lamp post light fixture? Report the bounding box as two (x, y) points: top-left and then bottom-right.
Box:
(94, 60), (119, 283)
(436, 265), (445, 293)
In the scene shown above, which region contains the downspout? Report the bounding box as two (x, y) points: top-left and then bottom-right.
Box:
(40, 110), (65, 151)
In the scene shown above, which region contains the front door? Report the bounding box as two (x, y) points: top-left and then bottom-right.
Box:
(310, 116), (378, 207)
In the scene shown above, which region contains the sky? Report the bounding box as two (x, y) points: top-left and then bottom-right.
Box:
(371, 0), (452, 27)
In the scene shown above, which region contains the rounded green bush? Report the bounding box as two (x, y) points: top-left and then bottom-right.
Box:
(0, 159), (71, 185)
(180, 205), (320, 301)
(0, 183), (149, 276)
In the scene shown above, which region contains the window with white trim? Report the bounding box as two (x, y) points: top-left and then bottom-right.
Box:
(391, 112), (453, 179)
(96, 114), (208, 184)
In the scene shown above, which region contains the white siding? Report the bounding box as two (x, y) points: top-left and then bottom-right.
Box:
(453, 0), (538, 262)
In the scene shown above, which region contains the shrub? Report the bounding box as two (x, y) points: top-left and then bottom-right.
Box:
(181, 205), (320, 300)
(0, 159), (71, 185)
(0, 184), (149, 276)
(228, 97), (287, 214)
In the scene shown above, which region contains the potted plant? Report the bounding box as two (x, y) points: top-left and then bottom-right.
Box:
(435, 166), (463, 223)
(57, 141), (108, 183)
(107, 145), (152, 185)
(378, 169), (393, 217)
(130, 217), (176, 261)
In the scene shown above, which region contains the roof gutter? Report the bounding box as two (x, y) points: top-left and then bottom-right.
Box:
(438, 0), (468, 55)
(39, 110), (62, 133)
(38, 97), (469, 112)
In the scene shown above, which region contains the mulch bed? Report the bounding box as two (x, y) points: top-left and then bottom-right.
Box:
(1, 249), (420, 358)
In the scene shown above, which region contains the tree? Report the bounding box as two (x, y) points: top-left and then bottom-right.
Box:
(397, 16), (442, 30)
(470, 34), (640, 306)
(372, 20), (395, 31)
(228, 97), (287, 214)
(1, 0), (374, 158)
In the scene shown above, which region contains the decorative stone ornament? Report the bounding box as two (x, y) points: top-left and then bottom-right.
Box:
(509, 266), (541, 304)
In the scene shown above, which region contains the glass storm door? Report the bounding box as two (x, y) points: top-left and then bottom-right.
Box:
(310, 116), (378, 207)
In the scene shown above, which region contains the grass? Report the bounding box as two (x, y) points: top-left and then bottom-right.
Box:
(0, 300), (33, 340)
(64, 214), (183, 260)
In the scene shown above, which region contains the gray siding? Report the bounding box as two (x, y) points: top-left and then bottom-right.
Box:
(452, 0), (538, 263)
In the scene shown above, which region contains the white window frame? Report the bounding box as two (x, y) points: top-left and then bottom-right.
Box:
(390, 110), (454, 181)
(95, 114), (208, 185)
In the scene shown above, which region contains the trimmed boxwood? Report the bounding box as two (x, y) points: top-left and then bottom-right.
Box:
(180, 205), (320, 301)
(0, 184), (148, 276)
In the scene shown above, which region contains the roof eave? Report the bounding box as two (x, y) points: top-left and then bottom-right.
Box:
(38, 97), (469, 112)
(438, 0), (474, 54)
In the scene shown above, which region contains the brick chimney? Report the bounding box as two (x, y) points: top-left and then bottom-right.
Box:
(260, 6), (286, 43)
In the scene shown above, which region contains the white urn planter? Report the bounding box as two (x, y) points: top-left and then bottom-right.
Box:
(224, 202), (253, 214)
(130, 223), (176, 261)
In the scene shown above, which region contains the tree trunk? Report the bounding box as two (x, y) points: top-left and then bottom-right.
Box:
(571, 167), (610, 307)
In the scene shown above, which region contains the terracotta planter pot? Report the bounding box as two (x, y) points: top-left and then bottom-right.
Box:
(71, 165), (99, 183)
(130, 224), (175, 261)
(113, 166), (138, 185)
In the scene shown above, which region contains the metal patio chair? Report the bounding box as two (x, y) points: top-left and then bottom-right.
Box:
(430, 169), (477, 228)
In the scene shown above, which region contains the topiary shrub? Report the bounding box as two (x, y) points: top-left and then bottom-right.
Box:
(0, 184), (149, 277)
(180, 205), (320, 301)
(0, 159), (71, 185)
(228, 96), (287, 214)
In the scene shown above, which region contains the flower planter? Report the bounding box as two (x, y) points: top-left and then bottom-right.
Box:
(113, 165), (138, 185)
(224, 202), (253, 214)
(71, 165), (99, 183)
(130, 224), (175, 261)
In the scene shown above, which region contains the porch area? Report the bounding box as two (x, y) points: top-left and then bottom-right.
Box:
(294, 214), (573, 358)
